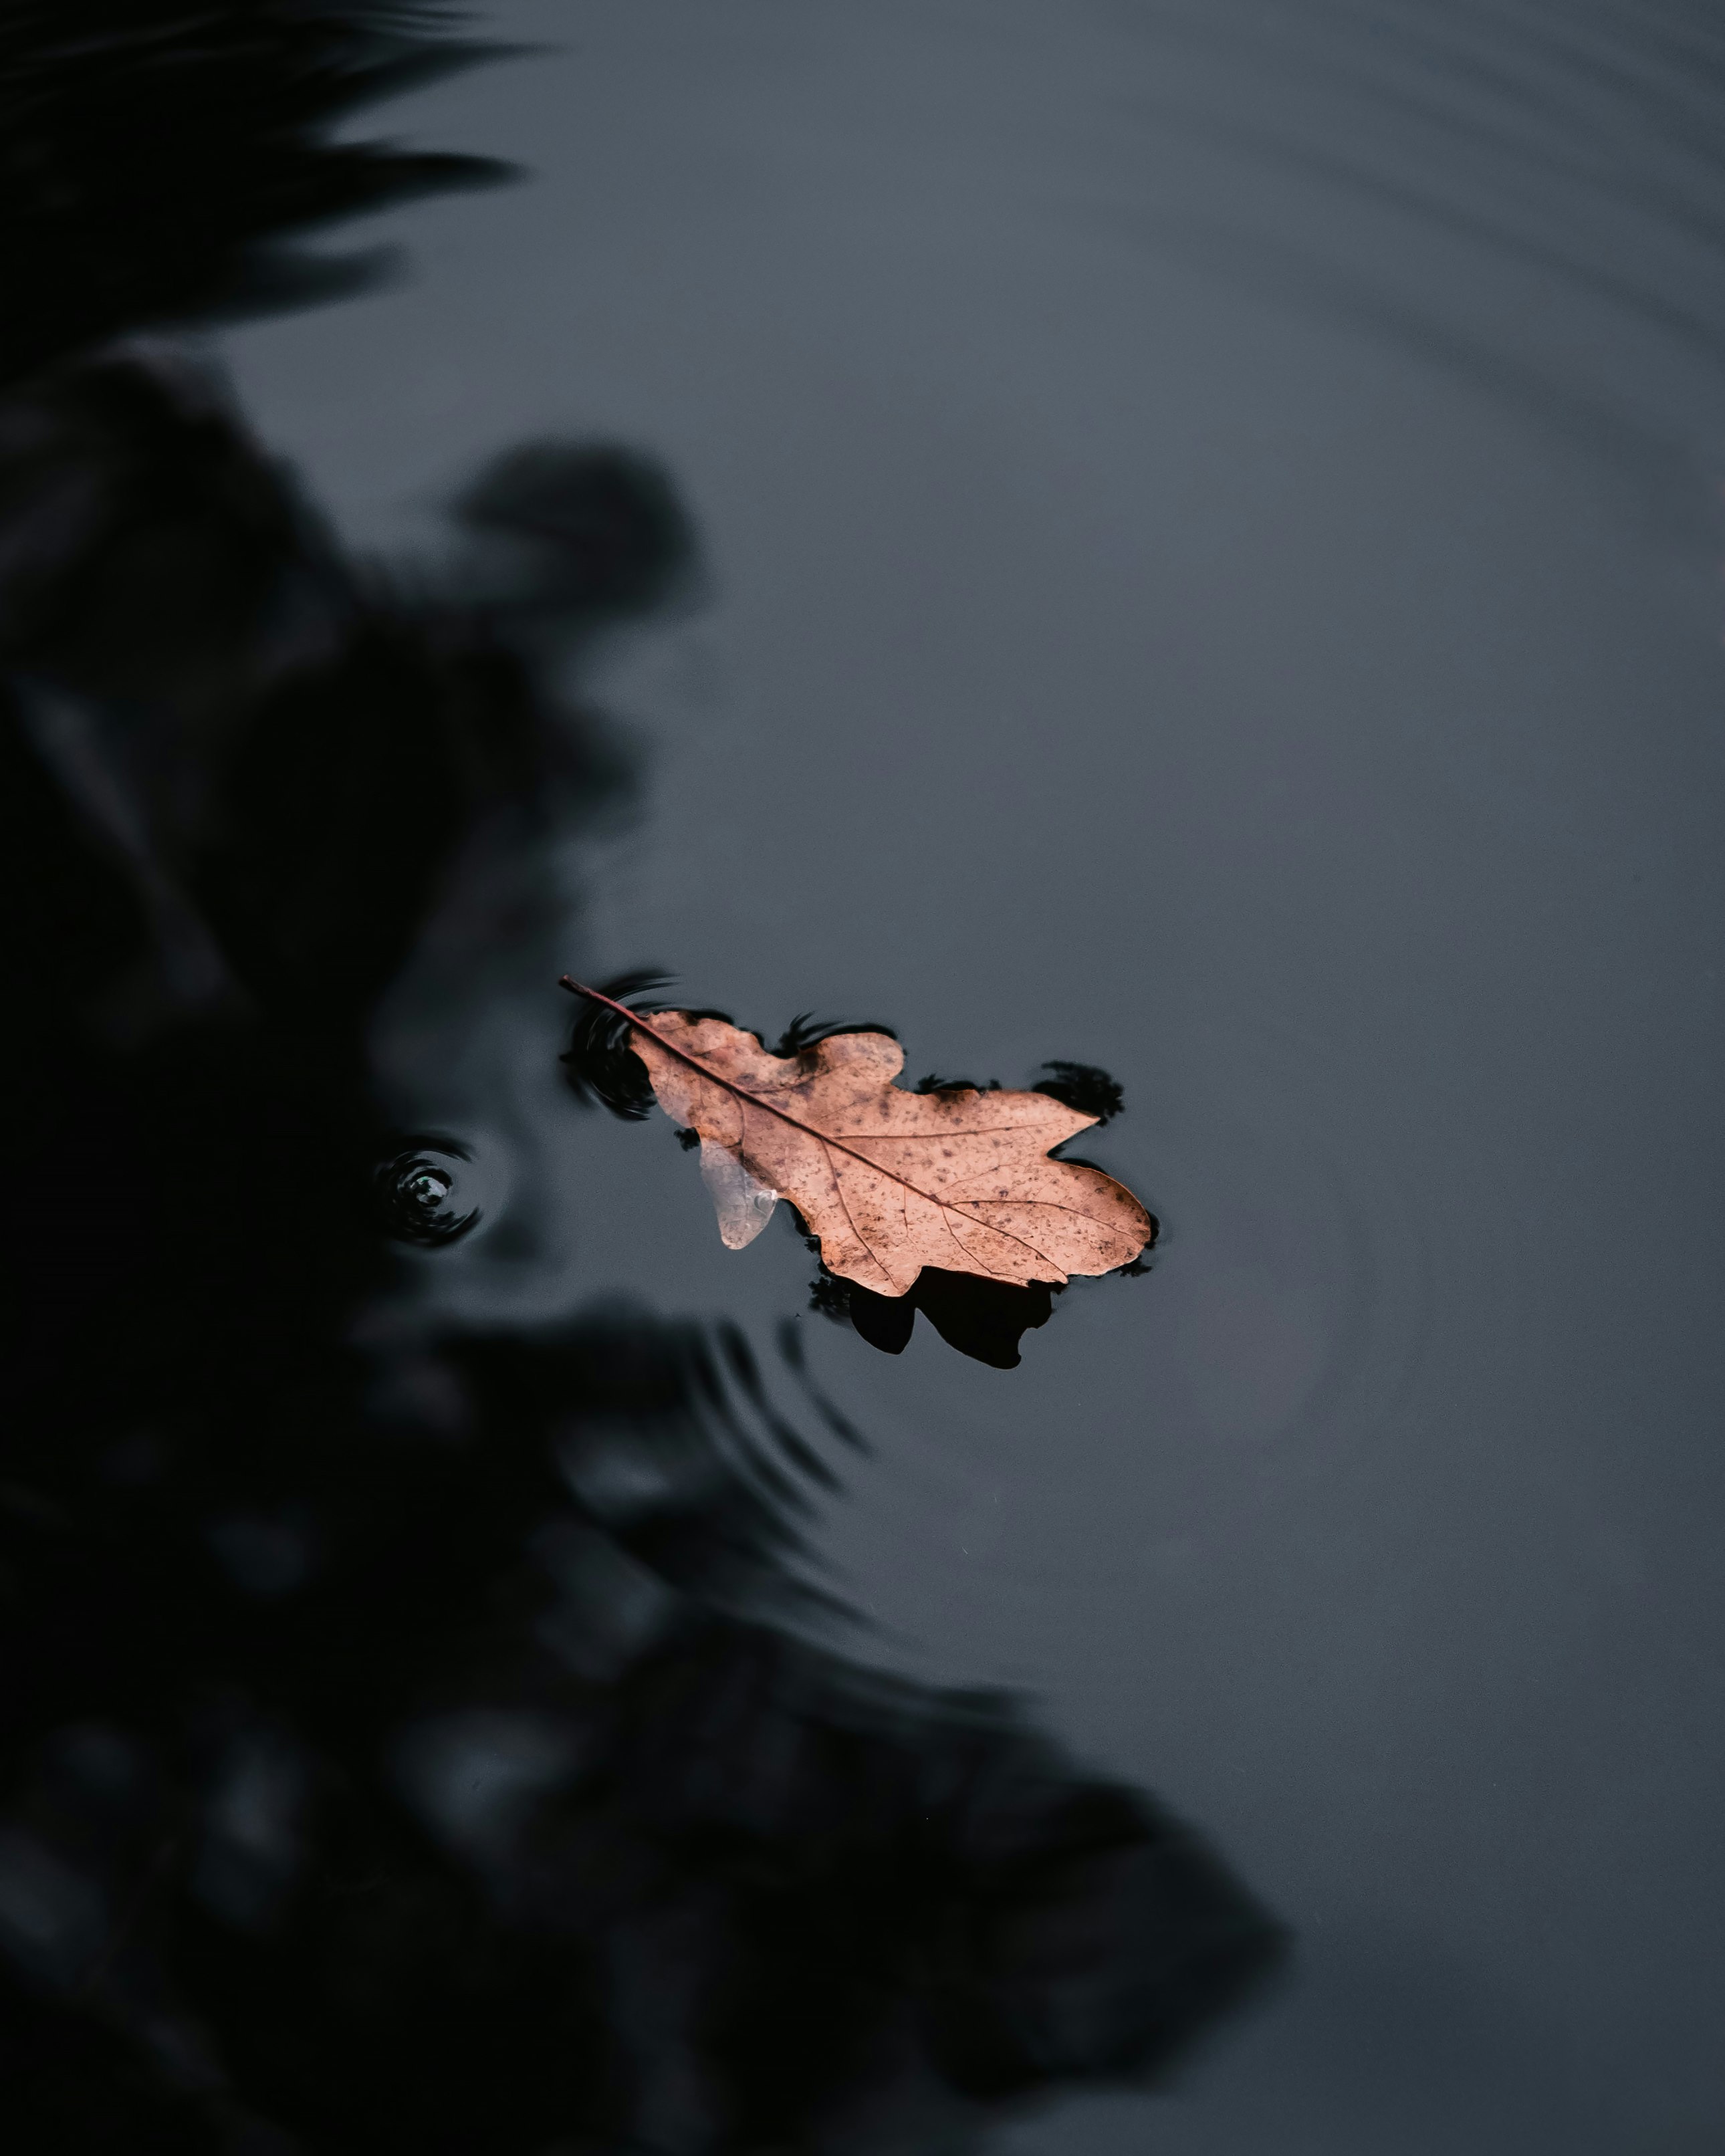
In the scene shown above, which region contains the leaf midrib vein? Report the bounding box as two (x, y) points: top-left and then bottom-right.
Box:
(561, 980), (1066, 1270)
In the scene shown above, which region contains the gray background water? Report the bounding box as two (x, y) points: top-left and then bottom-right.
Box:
(214, 3), (1725, 2149)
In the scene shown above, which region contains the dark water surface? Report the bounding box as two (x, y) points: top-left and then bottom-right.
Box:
(15, 2), (1724, 2149)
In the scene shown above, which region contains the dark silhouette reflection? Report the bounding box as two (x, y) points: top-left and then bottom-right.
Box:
(0, 8), (1284, 2148)
(0, 1), (517, 383)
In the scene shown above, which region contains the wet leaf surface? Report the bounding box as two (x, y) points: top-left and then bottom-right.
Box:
(561, 981), (1157, 1300)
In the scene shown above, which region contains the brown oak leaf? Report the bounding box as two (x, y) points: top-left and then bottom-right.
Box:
(560, 980), (1155, 1298)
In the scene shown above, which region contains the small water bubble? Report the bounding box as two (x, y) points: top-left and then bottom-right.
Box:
(374, 1141), (481, 1247)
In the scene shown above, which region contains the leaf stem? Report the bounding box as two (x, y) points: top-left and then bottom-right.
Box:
(558, 975), (874, 1151)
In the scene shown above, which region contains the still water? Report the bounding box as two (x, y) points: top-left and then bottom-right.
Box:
(215, 4), (1725, 2149)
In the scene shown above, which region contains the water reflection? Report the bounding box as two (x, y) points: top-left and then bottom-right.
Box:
(13, 0), (1725, 2148)
(219, 7), (1717, 2150)
(0, 11), (1283, 2145)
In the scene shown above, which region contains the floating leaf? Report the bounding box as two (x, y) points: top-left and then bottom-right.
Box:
(560, 979), (1155, 1298)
